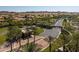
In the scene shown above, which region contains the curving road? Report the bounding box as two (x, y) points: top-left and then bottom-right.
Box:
(40, 19), (63, 38)
(0, 19), (64, 52)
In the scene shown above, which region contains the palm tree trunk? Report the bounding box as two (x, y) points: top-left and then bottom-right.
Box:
(32, 26), (36, 45)
(34, 34), (35, 44)
(10, 43), (13, 52)
(27, 38), (29, 48)
(75, 40), (78, 52)
(63, 45), (66, 52)
(63, 35), (66, 52)
(49, 42), (51, 52)
(18, 39), (21, 48)
(49, 36), (52, 52)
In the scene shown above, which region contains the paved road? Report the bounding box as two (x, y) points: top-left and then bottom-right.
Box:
(40, 19), (63, 38)
(0, 19), (63, 52)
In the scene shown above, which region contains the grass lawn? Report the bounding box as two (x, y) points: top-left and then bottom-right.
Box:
(0, 35), (7, 45)
(0, 27), (8, 45)
(0, 27), (8, 35)
(34, 27), (44, 35)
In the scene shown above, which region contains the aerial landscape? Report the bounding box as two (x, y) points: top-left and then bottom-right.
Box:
(0, 6), (79, 52)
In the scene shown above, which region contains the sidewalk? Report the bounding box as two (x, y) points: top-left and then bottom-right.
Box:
(0, 35), (48, 52)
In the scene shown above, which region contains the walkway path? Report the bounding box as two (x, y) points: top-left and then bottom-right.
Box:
(0, 19), (63, 52)
(0, 36), (46, 52)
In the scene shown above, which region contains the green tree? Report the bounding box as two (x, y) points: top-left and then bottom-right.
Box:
(32, 25), (36, 45)
(48, 36), (52, 52)
(61, 28), (72, 52)
(23, 42), (40, 52)
(7, 26), (22, 51)
(0, 35), (6, 46)
(72, 31), (79, 52)
(4, 15), (14, 26)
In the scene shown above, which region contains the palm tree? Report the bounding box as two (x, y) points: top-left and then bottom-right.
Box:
(73, 31), (79, 52)
(17, 33), (22, 48)
(14, 26), (22, 49)
(32, 25), (36, 44)
(26, 31), (30, 48)
(63, 18), (71, 27)
(27, 37), (29, 48)
(66, 31), (79, 52)
(7, 36), (16, 52)
(60, 18), (73, 52)
(5, 15), (15, 51)
(75, 39), (78, 52)
(7, 26), (14, 52)
(24, 15), (28, 25)
(9, 38), (13, 52)
(48, 36), (52, 52)
(61, 28), (72, 52)
(7, 26), (22, 51)
(23, 42), (40, 52)
(34, 32), (36, 44)
(27, 43), (35, 52)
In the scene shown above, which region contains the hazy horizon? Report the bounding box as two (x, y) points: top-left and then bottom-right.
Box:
(0, 6), (79, 12)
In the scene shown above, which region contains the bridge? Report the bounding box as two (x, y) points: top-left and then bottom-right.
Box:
(52, 26), (63, 29)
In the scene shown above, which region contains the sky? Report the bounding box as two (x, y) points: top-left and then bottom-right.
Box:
(0, 6), (79, 12)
